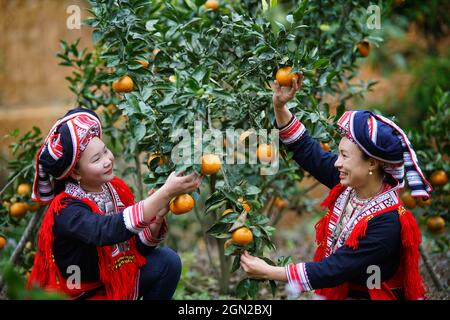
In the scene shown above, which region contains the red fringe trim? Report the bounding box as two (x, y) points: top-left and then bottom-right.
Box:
(345, 218), (369, 250)
(398, 208), (426, 300)
(27, 193), (69, 291)
(110, 177), (135, 206)
(320, 184), (346, 210)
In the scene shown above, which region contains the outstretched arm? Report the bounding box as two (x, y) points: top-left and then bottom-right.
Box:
(272, 75), (339, 189)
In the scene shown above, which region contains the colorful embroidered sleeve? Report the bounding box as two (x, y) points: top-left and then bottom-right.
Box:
(122, 200), (148, 233)
(275, 115), (340, 189)
(285, 262), (313, 295)
(138, 217), (169, 247)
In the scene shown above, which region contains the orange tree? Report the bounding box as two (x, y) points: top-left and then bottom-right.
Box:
(1, 0), (391, 299)
(407, 88), (449, 250)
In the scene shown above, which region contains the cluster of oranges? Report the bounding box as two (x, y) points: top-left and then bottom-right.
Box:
(400, 170), (448, 235)
(4, 183), (41, 219)
(1, 183), (41, 251)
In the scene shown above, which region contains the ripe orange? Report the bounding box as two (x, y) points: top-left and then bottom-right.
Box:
(10, 202), (29, 218)
(147, 152), (167, 167)
(112, 115), (128, 130)
(275, 66), (299, 87)
(232, 227), (253, 246)
(418, 197), (432, 208)
(238, 197), (251, 212)
(17, 183), (31, 196)
(257, 144), (272, 162)
(320, 142), (331, 152)
(426, 216), (446, 235)
(201, 154), (222, 175)
(136, 60), (149, 68)
(153, 48), (161, 56)
(204, 0), (219, 11)
(357, 41), (370, 57)
(222, 209), (234, 216)
(224, 239), (238, 255)
(29, 202), (42, 212)
(0, 236), (6, 250)
(112, 75), (134, 93)
(274, 197), (287, 209)
(107, 104), (116, 114)
(400, 192), (416, 210)
(430, 170), (448, 187)
(170, 194), (195, 215)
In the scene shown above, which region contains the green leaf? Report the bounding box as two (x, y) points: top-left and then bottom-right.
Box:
(313, 58), (329, 69)
(206, 222), (229, 235)
(236, 278), (250, 299)
(92, 30), (102, 44)
(245, 185), (261, 195)
(231, 255), (241, 273)
(205, 199), (228, 214)
(269, 280), (277, 297)
(134, 123), (146, 141)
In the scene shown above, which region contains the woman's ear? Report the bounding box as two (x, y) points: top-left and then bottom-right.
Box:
(368, 158), (380, 171)
(70, 168), (82, 182)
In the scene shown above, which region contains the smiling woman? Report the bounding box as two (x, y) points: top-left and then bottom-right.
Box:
(27, 107), (202, 300)
(240, 75), (432, 300)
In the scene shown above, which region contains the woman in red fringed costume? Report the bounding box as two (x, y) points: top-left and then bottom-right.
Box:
(27, 108), (202, 299)
(240, 74), (430, 300)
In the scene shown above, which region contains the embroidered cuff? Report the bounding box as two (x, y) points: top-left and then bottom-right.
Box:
(139, 217), (169, 246)
(123, 200), (147, 233)
(285, 263), (312, 295)
(278, 116), (305, 145)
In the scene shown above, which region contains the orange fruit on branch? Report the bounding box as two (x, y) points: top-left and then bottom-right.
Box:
(201, 154), (222, 175)
(275, 66), (299, 87)
(357, 41), (370, 57)
(418, 197), (432, 208)
(224, 239), (238, 255)
(257, 144), (273, 162)
(400, 192), (416, 210)
(9, 202), (29, 218)
(17, 183), (31, 196)
(232, 227), (253, 246)
(170, 194), (195, 215)
(136, 60), (149, 68)
(29, 202), (42, 212)
(426, 216), (445, 235)
(204, 0), (219, 11)
(430, 170), (448, 187)
(320, 142), (331, 152)
(112, 75), (134, 93)
(147, 152), (167, 167)
(238, 197), (251, 212)
(222, 209), (234, 216)
(274, 197), (287, 209)
(0, 236), (6, 250)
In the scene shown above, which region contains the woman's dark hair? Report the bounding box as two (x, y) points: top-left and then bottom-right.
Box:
(359, 147), (385, 177)
(53, 163), (79, 195)
(361, 151), (370, 160)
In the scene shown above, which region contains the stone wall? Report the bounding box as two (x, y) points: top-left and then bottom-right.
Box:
(0, 0), (92, 160)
